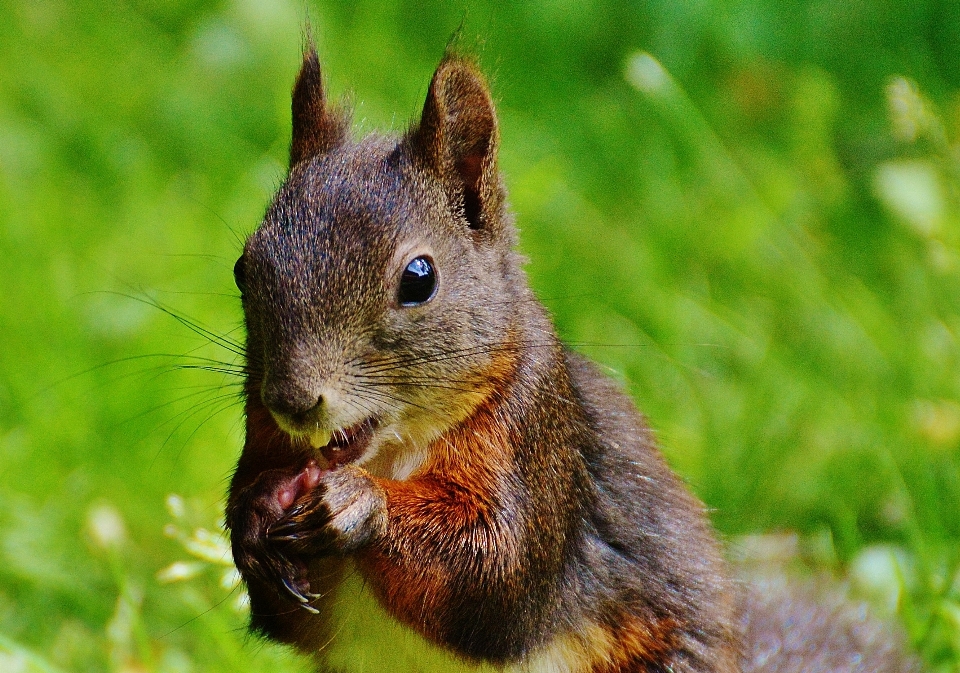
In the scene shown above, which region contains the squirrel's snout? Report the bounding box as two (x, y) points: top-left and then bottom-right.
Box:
(261, 379), (323, 428)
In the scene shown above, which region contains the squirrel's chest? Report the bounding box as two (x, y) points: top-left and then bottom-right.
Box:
(316, 564), (493, 672)
(315, 562), (593, 673)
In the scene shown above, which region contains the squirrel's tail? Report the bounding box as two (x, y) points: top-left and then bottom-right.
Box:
(740, 575), (921, 673)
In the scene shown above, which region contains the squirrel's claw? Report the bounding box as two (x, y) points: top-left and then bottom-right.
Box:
(266, 495), (335, 553)
(267, 518), (302, 535)
(282, 578), (309, 602)
(285, 500), (309, 518)
(227, 464), (330, 614)
(282, 578), (320, 613)
(266, 531), (301, 542)
(267, 505), (305, 537)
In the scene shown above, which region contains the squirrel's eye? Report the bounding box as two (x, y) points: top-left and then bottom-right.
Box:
(234, 256), (248, 295)
(398, 256), (437, 306)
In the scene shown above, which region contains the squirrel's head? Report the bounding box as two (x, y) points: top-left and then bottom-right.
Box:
(236, 48), (527, 476)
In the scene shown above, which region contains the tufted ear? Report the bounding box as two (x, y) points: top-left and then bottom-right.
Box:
(289, 46), (349, 168)
(409, 55), (501, 231)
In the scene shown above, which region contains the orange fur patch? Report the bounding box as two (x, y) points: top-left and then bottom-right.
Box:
(357, 341), (523, 647)
(587, 615), (679, 673)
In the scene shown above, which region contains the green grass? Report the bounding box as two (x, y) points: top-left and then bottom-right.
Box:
(2, 0), (960, 670)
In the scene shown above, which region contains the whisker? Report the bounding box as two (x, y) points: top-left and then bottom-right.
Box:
(351, 384), (427, 412)
(357, 340), (547, 375)
(148, 392), (245, 467)
(149, 289), (243, 299)
(354, 378), (479, 394)
(181, 191), (249, 250)
(174, 364), (246, 377)
(157, 582), (243, 639)
(36, 352), (245, 396)
(100, 290), (248, 358)
(340, 396), (380, 422)
(355, 372), (483, 385)
(114, 386), (244, 429)
(171, 398), (242, 466)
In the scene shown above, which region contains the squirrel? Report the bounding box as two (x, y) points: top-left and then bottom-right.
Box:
(224, 46), (919, 673)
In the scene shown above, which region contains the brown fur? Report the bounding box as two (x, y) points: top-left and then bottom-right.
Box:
(224, 46), (918, 673)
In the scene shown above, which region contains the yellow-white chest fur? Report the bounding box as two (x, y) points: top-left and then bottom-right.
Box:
(313, 562), (602, 673)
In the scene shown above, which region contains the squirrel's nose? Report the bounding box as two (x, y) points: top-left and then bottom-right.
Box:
(261, 379), (323, 425)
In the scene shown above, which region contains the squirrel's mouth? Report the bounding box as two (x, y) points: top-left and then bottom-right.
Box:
(314, 417), (378, 468)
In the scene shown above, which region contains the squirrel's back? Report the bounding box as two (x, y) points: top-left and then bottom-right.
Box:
(559, 349), (741, 669)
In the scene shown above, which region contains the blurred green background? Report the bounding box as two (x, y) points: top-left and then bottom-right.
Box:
(3, 0), (960, 671)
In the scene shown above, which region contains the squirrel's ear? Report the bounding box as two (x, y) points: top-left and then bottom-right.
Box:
(409, 55), (500, 231)
(290, 47), (349, 168)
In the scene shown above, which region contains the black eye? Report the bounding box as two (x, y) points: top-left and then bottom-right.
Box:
(398, 256), (437, 306)
(233, 256), (247, 295)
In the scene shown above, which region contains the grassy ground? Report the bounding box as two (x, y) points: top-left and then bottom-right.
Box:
(2, 0), (960, 670)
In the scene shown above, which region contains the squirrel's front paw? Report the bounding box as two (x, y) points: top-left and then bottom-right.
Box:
(268, 465), (387, 555)
(227, 461), (323, 610)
